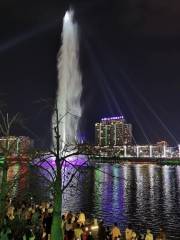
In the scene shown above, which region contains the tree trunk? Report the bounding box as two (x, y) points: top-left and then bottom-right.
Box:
(51, 160), (63, 240)
(0, 161), (8, 227)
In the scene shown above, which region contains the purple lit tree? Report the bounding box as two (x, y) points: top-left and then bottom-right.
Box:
(31, 100), (91, 240)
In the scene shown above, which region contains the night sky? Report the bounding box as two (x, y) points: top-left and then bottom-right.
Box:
(0, 0), (180, 147)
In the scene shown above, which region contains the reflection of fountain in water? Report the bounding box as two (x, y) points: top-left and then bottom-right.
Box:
(32, 154), (88, 204)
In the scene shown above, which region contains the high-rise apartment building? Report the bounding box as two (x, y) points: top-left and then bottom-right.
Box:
(0, 136), (34, 155)
(95, 116), (132, 146)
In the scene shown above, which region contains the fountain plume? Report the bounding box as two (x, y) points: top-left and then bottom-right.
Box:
(53, 10), (82, 149)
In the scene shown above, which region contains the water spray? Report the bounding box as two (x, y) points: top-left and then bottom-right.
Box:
(53, 9), (82, 150)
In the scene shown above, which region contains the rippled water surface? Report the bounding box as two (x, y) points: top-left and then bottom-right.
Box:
(1, 162), (180, 239)
(63, 163), (180, 239)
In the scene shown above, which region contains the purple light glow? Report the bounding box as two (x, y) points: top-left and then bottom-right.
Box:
(35, 154), (88, 169)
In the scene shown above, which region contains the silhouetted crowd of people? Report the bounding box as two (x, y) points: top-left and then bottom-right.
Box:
(98, 222), (166, 240)
(0, 200), (167, 240)
(0, 201), (54, 239)
(0, 200), (94, 240)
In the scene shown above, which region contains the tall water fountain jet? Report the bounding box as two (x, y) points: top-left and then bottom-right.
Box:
(53, 10), (82, 150)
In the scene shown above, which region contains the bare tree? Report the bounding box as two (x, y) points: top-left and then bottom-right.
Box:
(30, 100), (91, 240)
(0, 100), (128, 239)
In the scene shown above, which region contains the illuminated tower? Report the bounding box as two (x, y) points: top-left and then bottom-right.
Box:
(95, 116), (132, 146)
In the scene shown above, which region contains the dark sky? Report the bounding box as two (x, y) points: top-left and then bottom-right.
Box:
(0, 0), (180, 147)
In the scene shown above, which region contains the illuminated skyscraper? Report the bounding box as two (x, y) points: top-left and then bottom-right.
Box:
(95, 116), (132, 146)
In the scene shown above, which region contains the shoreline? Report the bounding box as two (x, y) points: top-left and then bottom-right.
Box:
(90, 156), (180, 165)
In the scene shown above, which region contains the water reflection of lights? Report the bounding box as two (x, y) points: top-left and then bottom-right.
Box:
(62, 171), (81, 213)
(123, 164), (128, 180)
(148, 165), (158, 217)
(162, 166), (172, 216)
(94, 168), (102, 209)
(112, 166), (121, 209)
(176, 166), (180, 205)
(149, 164), (155, 192)
(135, 164), (158, 224)
(162, 166), (171, 196)
(122, 164), (131, 219)
(176, 166), (180, 186)
(135, 164), (143, 180)
(112, 165), (125, 223)
(135, 165), (144, 207)
(176, 166), (180, 187)
(100, 165), (113, 220)
(135, 164), (144, 199)
(2, 162), (180, 238)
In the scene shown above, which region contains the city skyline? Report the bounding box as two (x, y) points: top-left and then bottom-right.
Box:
(0, 0), (180, 146)
(1, 2), (180, 239)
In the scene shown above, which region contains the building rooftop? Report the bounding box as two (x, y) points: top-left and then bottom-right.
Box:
(101, 116), (124, 121)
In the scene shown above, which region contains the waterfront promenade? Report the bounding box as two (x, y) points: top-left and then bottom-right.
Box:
(1, 201), (167, 240)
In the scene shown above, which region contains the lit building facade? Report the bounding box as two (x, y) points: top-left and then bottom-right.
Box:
(0, 136), (34, 155)
(95, 116), (132, 146)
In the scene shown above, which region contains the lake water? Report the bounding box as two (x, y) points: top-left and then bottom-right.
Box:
(1, 162), (180, 239)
